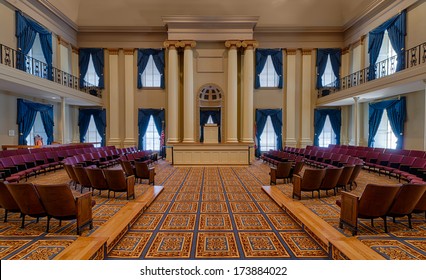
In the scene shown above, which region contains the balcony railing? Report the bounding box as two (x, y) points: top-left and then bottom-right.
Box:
(318, 42), (426, 97)
(0, 44), (102, 98)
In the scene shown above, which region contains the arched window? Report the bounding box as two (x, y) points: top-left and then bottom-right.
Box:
(373, 110), (397, 149)
(376, 30), (397, 78)
(259, 55), (280, 87)
(84, 55), (100, 86)
(322, 55), (337, 87)
(260, 116), (277, 152)
(140, 55), (161, 87)
(318, 116), (336, 147)
(25, 112), (47, 145)
(144, 115), (160, 151)
(84, 115), (102, 148)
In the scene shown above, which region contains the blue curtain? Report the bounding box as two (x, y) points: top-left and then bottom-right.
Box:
(316, 49), (341, 89)
(368, 97), (406, 149)
(137, 49), (165, 89)
(17, 99), (54, 145)
(255, 49), (283, 88)
(78, 108), (107, 146)
(200, 110), (221, 142)
(79, 48), (104, 88)
(138, 109), (165, 151)
(314, 109), (341, 146)
(255, 109), (282, 157)
(16, 11), (53, 80)
(368, 10), (406, 81)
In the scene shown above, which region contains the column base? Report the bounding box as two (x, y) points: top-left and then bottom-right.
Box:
(240, 138), (254, 144)
(107, 138), (122, 148)
(123, 139), (137, 148)
(182, 139), (195, 144)
(226, 138), (239, 144)
(298, 138), (313, 148)
(167, 138), (180, 144)
(283, 138), (297, 148)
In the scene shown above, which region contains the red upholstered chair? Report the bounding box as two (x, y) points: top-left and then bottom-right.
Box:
(413, 191), (426, 220)
(135, 161), (155, 185)
(386, 183), (426, 229)
(103, 169), (135, 200)
(85, 167), (109, 196)
(0, 181), (21, 222)
(73, 165), (92, 193)
(35, 183), (94, 235)
(335, 165), (355, 193)
(319, 167), (343, 197)
(269, 161), (293, 185)
(292, 168), (326, 200)
(6, 183), (47, 228)
(337, 183), (401, 235)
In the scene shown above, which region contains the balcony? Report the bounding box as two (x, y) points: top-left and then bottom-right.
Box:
(0, 44), (102, 106)
(317, 42), (426, 106)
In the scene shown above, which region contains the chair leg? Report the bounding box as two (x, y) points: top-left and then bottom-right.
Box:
(21, 214), (25, 228)
(4, 210), (8, 222)
(408, 214), (412, 229)
(46, 216), (51, 233)
(371, 219), (374, 227)
(383, 217), (388, 233)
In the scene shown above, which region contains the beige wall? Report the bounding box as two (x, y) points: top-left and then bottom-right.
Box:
(0, 0), (16, 47)
(0, 92), (19, 145)
(406, 1), (426, 49)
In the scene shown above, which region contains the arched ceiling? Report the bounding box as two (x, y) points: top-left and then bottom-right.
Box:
(44, 0), (386, 29)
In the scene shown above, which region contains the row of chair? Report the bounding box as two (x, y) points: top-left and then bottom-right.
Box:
(64, 164), (136, 200)
(337, 183), (426, 235)
(0, 181), (94, 235)
(120, 160), (155, 185)
(292, 165), (362, 200)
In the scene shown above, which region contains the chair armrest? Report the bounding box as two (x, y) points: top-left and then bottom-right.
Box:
(75, 192), (93, 228)
(126, 175), (135, 198)
(339, 191), (359, 229)
(292, 174), (302, 199)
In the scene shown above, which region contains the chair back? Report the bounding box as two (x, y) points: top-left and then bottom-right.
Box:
(358, 184), (401, 218)
(6, 183), (46, 217)
(292, 161), (304, 176)
(135, 161), (150, 177)
(301, 169), (326, 191)
(0, 181), (20, 211)
(73, 165), (92, 188)
(35, 184), (76, 218)
(276, 162), (293, 177)
(104, 169), (127, 192)
(320, 168), (343, 190)
(347, 164), (363, 186)
(388, 184), (426, 216)
(120, 160), (135, 176)
(337, 165), (355, 186)
(85, 167), (109, 191)
(414, 191), (426, 212)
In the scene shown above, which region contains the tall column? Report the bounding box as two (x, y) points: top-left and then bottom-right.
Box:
(71, 46), (79, 78)
(225, 40), (241, 143)
(241, 40), (257, 143)
(123, 49), (136, 148)
(353, 96), (360, 146)
(300, 49), (313, 147)
(284, 49), (297, 147)
(107, 49), (121, 147)
(60, 97), (66, 144)
(181, 41), (196, 143)
(164, 41), (180, 144)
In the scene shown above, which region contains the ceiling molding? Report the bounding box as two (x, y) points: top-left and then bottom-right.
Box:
(77, 26), (167, 33)
(36, 0), (79, 31)
(254, 26), (344, 34)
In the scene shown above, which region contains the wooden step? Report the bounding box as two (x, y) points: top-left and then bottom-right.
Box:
(262, 185), (384, 260)
(55, 185), (164, 259)
(54, 237), (107, 260)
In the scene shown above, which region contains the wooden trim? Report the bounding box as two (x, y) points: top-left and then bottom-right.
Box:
(123, 48), (135, 55)
(108, 48), (119, 55)
(286, 49), (297, 55)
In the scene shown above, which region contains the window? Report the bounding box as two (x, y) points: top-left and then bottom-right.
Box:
(27, 34), (46, 78)
(84, 116), (102, 148)
(207, 115), (214, 124)
(140, 55), (161, 87)
(84, 55), (99, 86)
(318, 116), (336, 147)
(144, 116), (160, 151)
(26, 112), (47, 146)
(260, 116), (277, 152)
(322, 55), (337, 87)
(374, 110), (397, 149)
(375, 31), (397, 78)
(259, 55), (279, 87)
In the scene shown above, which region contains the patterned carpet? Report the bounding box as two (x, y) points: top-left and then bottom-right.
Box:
(1, 159), (426, 260)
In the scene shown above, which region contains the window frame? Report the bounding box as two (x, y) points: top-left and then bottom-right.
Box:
(258, 55), (280, 89)
(140, 55), (162, 89)
(259, 116), (277, 152)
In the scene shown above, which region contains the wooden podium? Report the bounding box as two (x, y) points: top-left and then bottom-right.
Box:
(204, 124), (218, 143)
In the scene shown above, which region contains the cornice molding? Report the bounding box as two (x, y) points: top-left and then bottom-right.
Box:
(107, 48), (119, 55)
(78, 26), (167, 33)
(123, 49), (135, 55)
(286, 49), (297, 55)
(36, 0), (79, 31)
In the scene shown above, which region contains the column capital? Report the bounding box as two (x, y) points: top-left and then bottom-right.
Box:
(164, 40), (181, 49)
(353, 96), (360, 103)
(178, 40), (197, 49)
(71, 45), (79, 54)
(123, 48), (135, 55)
(302, 49), (313, 55)
(286, 49), (297, 55)
(225, 40), (242, 49)
(107, 48), (119, 55)
(57, 36), (70, 47)
(241, 40), (258, 49)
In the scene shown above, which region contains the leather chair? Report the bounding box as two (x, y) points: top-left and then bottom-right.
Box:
(289, 161), (304, 181)
(120, 160), (135, 177)
(292, 168), (326, 199)
(6, 183), (47, 228)
(35, 183), (94, 235)
(413, 191), (426, 220)
(85, 167), (109, 196)
(337, 183), (401, 235)
(63, 164), (79, 188)
(135, 161), (155, 185)
(269, 161), (293, 185)
(386, 183), (426, 229)
(347, 164), (363, 190)
(319, 167), (343, 197)
(103, 169), (135, 199)
(73, 165), (92, 193)
(335, 165), (355, 193)
(0, 181), (21, 222)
